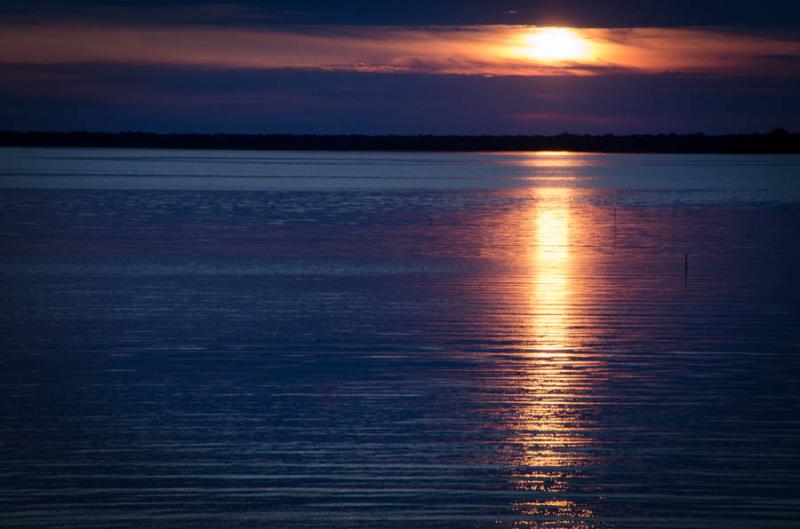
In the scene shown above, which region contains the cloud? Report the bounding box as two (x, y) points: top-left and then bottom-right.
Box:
(1, 65), (797, 134)
(0, 23), (798, 77)
(0, 3), (297, 25)
(508, 113), (641, 126)
(4, 0), (800, 27)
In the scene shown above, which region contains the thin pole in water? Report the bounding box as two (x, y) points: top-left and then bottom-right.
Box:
(614, 207), (617, 247)
(684, 253), (688, 287)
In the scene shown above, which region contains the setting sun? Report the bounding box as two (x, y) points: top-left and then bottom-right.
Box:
(524, 27), (592, 62)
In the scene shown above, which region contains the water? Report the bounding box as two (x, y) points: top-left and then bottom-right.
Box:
(0, 148), (798, 528)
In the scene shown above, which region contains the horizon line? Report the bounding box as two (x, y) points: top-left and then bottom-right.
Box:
(2, 129), (797, 155)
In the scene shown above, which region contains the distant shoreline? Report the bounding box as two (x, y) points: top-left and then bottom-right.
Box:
(1, 130), (798, 154)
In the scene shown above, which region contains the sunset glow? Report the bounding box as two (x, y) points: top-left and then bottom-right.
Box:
(523, 28), (593, 63)
(0, 23), (797, 78)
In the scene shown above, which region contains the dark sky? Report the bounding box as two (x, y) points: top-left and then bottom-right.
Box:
(5, 0), (800, 26)
(1, 0), (799, 134)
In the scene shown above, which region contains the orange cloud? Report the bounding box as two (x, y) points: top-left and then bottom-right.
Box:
(0, 23), (797, 76)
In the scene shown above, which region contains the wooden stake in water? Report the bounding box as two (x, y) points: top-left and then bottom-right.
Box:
(613, 207), (617, 249)
(684, 253), (688, 287)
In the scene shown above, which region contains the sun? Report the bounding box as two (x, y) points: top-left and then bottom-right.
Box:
(524, 27), (591, 62)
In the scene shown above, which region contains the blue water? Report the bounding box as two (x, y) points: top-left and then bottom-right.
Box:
(0, 149), (798, 528)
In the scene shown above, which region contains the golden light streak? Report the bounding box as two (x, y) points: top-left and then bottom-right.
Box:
(462, 157), (612, 525)
(502, 183), (602, 527)
(531, 187), (572, 352)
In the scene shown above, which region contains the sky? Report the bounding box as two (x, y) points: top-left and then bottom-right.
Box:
(1, 0), (799, 134)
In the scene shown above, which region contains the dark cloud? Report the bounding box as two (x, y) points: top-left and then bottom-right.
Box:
(2, 0), (800, 27)
(0, 2), (293, 25)
(1, 64), (797, 134)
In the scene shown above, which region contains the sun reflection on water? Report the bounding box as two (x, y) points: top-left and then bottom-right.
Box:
(503, 185), (600, 527)
(531, 187), (572, 352)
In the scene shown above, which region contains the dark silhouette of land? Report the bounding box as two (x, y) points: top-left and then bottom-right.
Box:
(0, 129), (798, 153)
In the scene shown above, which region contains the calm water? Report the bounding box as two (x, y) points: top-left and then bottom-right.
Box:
(1, 148), (799, 528)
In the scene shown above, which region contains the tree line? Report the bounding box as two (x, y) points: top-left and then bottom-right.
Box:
(0, 129), (797, 153)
